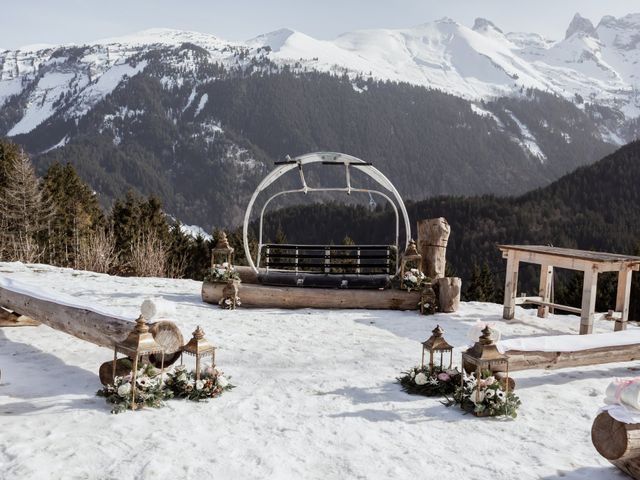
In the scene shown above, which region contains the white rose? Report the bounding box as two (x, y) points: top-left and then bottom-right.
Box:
(177, 373), (187, 382)
(195, 380), (204, 390)
(117, 383), (131, 397)
(414, 372), (428, 385)
(222, 262), (229, 268)
(217, 375), (229, 388)
(410, 370), (416, 379)
(484, 376), (496, 386)
(408, 275), (417, 283)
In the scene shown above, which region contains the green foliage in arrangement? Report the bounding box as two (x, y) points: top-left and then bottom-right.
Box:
(398, 366), (461, 397)
(164, 365), (234, 401)
(96, 364), (166, 414)
(449, 372), (521, 418)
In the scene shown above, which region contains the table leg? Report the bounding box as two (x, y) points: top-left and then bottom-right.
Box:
(502, 251), (519, 320)
(580, 267), (598, 335)
(615, 269), (633, 331)
(537, 264), (553, 318)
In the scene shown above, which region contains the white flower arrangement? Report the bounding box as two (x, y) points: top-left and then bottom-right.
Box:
(96, 364), (165, 414)
(164, 365), (234, 401)
(398, 365), (461, 397)
(219, 295), (241, 309)
(401, 269), (428, 292)
(96, 363), (236, 412)
(205, 263), (241, 283)
(450, 371), (521, 418)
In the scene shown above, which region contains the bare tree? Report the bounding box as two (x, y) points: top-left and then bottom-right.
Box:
(165, 251), (188, 279)
(77, 229), (118, 274)
(129, 229), (168, 277)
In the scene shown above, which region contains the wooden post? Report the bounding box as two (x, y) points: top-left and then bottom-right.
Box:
(502, 250), (519, 320)
(615, 268), (633, 331)
(417, 217), (450, 279)
(580, 266), (599, 335)
(537, 264), (554, 318)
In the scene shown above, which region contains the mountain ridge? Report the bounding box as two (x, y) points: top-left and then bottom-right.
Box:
(2, 13), (640, 139)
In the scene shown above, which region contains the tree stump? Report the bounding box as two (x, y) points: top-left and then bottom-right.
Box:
(592, 411), (640, 479)
(437, 277), (461, 313)
(417, 217), (450, 279)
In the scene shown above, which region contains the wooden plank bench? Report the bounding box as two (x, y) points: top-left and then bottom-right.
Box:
(259, 244), (396, 289)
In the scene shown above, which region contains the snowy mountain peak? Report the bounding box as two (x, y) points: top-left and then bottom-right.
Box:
(473, 18), (504, 34)
(93, 27), (226, 49)
(565, 13), (598, 39)
(247, 28), (298, 51)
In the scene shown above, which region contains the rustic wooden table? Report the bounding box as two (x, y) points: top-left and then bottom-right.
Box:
(498, 245), (640, 334)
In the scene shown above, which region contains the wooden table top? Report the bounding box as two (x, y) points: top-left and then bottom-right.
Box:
(498, 245), (640, 264)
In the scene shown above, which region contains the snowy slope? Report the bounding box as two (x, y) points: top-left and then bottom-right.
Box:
(1, 14), (639, 139)
(0, 261), (635, 479)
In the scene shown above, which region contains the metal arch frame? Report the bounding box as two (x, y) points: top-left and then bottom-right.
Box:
(242, 152), (411, 274)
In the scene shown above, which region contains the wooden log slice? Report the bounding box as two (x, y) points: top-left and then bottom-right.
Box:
(148, 320), (184, 368)
(592, 411), (640, 461)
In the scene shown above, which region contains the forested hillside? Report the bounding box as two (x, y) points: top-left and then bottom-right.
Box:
(6, 58), (613, 229)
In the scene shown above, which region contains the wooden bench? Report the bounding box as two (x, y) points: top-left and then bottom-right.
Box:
(259, 244), (396, 289)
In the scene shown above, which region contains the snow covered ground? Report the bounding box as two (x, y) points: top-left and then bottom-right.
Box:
(0, 262), (636, 479)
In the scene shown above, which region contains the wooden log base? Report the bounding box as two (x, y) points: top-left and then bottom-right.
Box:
(202, 281), (421, 310)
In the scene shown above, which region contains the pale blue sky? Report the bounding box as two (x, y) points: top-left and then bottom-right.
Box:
(1, 0), (639, 49)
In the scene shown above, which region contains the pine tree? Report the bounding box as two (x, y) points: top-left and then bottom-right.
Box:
(109, 191), (169, 269)
(464, 262), (497, 302)
(42, 163), (104, 267)
(0, 146), (52, 262)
